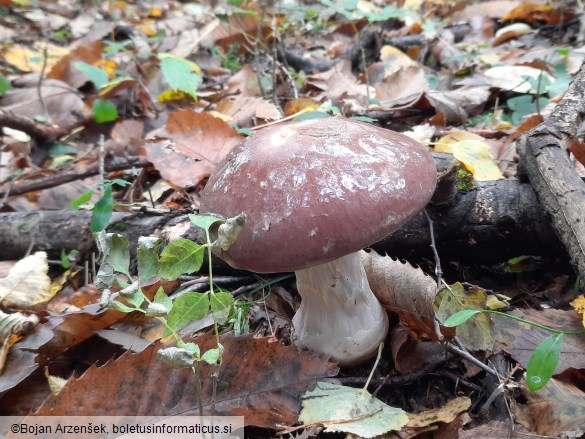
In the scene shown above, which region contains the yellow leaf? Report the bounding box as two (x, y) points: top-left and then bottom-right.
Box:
(570, 295), (585, 328)
(94, 59), (118, 78)
(136, 21), (157, 37)
(451, 140), (503, 181)
(3, 43), (68, 73)
(45, 367), (67, 395)
(0, 252), (54, 309)
(157, 89), (193, 102)
(486, 294), (511, 310)
(435, 131), (486, 153)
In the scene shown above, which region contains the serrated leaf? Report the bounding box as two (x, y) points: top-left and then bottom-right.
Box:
(210, 291), (234, 324)
(158, 239), (204, 280)
(526, 333), (563, 391)
(93, 99), (118, 123)
(158, 54), (202, 98)
(300, 382), (408, 438)
(74, 61), (109, 89)
(188, 214), (224, 233)
(91, 185), (114, 232)
(443, 310), (482, 327)
(137, 237), (162, 282)
(166, 292), (209, 335)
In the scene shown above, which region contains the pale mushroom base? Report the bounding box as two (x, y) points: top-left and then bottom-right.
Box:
(292, 252), (389, 366)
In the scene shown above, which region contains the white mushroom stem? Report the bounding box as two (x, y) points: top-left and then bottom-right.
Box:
(292, 252), (389, 366)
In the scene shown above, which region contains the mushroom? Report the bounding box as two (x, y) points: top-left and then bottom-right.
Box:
(199, 117), (436, 365)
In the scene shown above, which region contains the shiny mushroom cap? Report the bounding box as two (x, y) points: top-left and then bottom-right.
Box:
(199, 116), (437, 273)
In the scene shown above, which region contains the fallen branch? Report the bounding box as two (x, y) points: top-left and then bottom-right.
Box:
(0, 108), (70, 139)
(517, 59), (585, 281)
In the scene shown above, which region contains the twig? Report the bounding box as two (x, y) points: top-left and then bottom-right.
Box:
(37, 39), (52, 124)
(447, 343), (498, 377)
(0, 157), (149, 199)
(277, 408), (383, 436)
(0, 109), (69, 138)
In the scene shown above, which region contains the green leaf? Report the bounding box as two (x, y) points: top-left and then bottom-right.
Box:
(300, 382), (408, 437)
(137, 236), (162, 281)
(181, 342), (201, 359)
(70, 189), (94, 210)
(60, 249), (71, 269)
(158, 54), (202, 98)
(93, 99), (118, 123)
(91, 185), (114, 232)
(110, 300), (138, 313)
(526, 333), (563, 391)
(188, 214), (224, 233)
(0, 74), (11, 94)
(94, 231), (131, 278)
(166, 292), (209, 335)
(201, 347), (222, 365)
(158, 239), (205, 280)
(210, 291), (234, 324)
(75, 61), (109, 89)
(443, 310), (482, 327)
(154, 286), (172, 313)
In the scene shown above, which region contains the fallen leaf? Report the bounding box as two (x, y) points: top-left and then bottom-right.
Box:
(451, 140), (504, 181)
(299, 382), (408, 438)
(484, 66), (554, 93)
(3, 43), (69, 73)
(406, 396), (471, 428)
(425, 87), (490, 123)
(32, 334), (338, 428)
(0, 252), (52, 309)
(514, 378), (585, 435)
(493, 23), (533, 46)
(146, 110), (243, 188)
(435, 282), (495, 351)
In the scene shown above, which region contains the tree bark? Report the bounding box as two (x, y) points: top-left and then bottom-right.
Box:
(517, 59), (585, 282)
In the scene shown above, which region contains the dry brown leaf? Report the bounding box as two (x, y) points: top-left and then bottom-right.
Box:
(0, 79), (84, 128)
(146, 110), (243, 188)
(407, 396), (471, 428)
(513, 378), (585, 436)
(307, 61), (369, 102)
(226, 64), (260, 97)
(496, 309), (585, 374)
(360, 251), (442, 339)
(452, 1), (521, 20)
(284, 97), (320, 117)
(360, 250), (435, 319)
(216, 96), (282, 127)
(425, 87), (490, 124)
(47, 41), (105, 88)
(458, 420), (542, 438)
(32, 333), (339, 428)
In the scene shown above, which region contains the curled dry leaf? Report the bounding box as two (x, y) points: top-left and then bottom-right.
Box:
(406, 396), (471, 428)
(360, 250), (437, 338)
(146, 110), (243, 188)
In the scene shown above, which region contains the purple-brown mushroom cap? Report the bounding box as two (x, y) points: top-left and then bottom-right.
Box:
(200, 117), (436, 273)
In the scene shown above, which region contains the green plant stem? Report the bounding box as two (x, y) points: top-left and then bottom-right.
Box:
(483, 310), (585, 335)
(205, 229), (220, 432)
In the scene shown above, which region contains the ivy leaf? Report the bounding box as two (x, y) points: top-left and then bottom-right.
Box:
(526, 333), (563, 391)
(158, 239), (205, 280)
